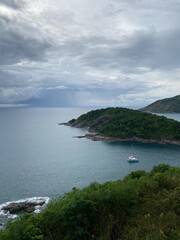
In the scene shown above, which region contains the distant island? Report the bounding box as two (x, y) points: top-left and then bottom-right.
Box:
(62, 107), (180, 145)
(140, 95), (180, 113)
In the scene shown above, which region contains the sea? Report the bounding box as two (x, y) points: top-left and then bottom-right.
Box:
(0, 107), (180, 206)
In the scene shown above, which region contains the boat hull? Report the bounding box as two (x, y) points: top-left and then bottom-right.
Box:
(128, 160), (139, 163)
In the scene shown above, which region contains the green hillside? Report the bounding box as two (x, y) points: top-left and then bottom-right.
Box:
(0, 164), (180, 240)
(67, 107), (180, 143)
(140, 95), (180, 113)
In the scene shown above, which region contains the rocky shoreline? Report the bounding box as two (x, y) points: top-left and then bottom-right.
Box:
(0, 197), (49, 230)
(2, 199), (46, 215)
(60, 122), (180, 146)
(83, 133), (180, 146)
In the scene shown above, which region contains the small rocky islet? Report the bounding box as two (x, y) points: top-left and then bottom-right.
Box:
(0, 198), (48, 229)
(1, 199), (46, 214)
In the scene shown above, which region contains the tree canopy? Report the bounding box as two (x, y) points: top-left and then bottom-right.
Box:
(70, 107), (180, 142)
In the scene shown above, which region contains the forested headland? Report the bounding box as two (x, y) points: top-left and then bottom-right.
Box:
(64, 107), (180, 145)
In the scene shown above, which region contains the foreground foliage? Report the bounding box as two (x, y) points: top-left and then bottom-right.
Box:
(69, 107), (180, 141)
(0, 164), (180, 240)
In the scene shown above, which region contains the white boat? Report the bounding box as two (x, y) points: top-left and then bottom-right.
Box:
(128, 155), (139, 163)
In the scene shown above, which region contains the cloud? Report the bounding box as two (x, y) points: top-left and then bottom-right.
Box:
(0, 0), (179, 107)
(61, 28), (180, 72)
(0, 12), (51, 65)
(0, 29), (51, 65)
(0, 0), (25, 9)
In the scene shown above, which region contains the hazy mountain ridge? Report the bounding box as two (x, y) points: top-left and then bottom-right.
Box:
(140, 95), (180, 113)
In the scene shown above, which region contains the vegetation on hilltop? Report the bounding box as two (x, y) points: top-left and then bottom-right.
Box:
(68, 107), (180, 142)
(140, 95), (180, 113)
(0, 164), (180, 240)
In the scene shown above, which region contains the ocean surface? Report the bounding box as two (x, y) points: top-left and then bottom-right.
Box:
(0, 108), (180, 205)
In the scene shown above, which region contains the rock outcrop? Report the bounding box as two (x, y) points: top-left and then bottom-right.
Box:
(2, 199), (46, 215)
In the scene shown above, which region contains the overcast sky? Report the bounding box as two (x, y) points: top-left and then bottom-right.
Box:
(0, 0), (180, 107)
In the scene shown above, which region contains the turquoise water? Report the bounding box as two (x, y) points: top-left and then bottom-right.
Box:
(0, 108), (180, 204)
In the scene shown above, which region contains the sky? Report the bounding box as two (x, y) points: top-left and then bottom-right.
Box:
(0, 0), (180, 107)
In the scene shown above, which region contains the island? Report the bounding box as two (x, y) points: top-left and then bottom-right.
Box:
(140, 95), (180, 113)
(61, 107), (180, 145)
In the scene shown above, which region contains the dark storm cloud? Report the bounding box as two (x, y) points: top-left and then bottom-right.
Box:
(0, 13), (11, 24)
(118, 29), (180, 70)
(0, 2), (52, 66)
(23, 88), (78, 107)
(0, 0), (25, 9)
(58, 29), (180, 72)
(0, 28), (51, 65)
(0, 68), (31, 88)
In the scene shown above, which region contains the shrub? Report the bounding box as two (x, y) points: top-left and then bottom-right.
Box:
(0, 165), (179, 240)
(152, 164), (171, 173)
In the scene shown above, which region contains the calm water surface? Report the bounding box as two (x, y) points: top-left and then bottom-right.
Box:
(0, 108), (179, 204)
